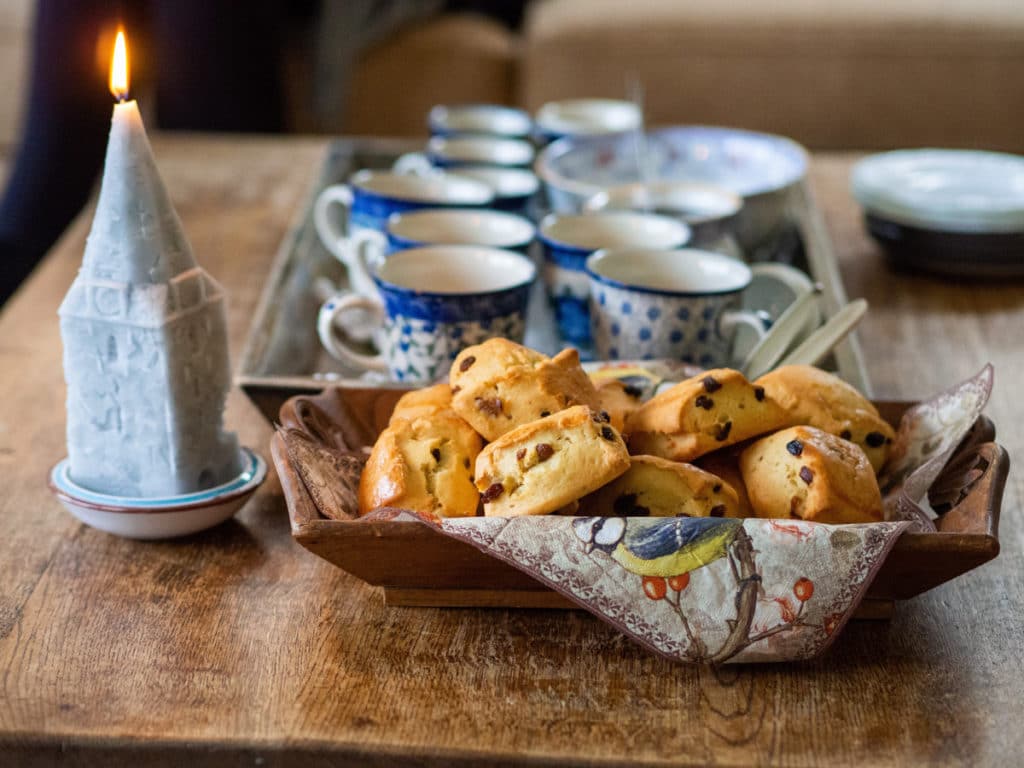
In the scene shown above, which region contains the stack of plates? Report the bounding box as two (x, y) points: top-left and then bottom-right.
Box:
(851, 149), (1024, 277)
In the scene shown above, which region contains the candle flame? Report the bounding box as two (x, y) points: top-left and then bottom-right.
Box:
(109, 27), (129, 101)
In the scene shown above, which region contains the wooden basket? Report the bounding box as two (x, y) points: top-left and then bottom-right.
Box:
(273, 387), (1007, 617)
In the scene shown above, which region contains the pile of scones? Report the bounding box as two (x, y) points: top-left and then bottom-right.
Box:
(358, 338), (896, 523)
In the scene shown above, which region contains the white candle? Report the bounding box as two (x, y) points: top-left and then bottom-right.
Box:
(58, 28), (241, 497)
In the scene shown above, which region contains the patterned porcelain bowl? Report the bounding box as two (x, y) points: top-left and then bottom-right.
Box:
(536, 126), (808, 250)
(49, 447), (267, 539)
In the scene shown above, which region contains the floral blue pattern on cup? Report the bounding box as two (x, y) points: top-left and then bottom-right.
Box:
(539, 212), (690, 345)
(317, 246), (536, 382)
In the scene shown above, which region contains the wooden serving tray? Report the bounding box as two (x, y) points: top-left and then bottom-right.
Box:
(273, 388), (1008, 617)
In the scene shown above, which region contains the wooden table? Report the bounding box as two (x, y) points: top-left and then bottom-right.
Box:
(0, 137), (1020, 767)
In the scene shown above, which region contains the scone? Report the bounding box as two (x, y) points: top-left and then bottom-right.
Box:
(625, 369), (788, 462)
(450, 339), (602, 442)
(581, 454), (742, 518)
(695, 449), (754, 517)
(358, 411), (483, 518)
(388, 383), (453, 425)
(593, 378), (644, 435)
(739, 425), (882, 523)
(474, 405), (630, 516)
(755, 365), (896, 473)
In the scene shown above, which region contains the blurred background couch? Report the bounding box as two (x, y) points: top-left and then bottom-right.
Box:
(3, 0), (1024, 155)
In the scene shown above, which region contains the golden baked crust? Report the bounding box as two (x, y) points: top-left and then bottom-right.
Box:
(474, 405), (631, 516)
(695, 448), (753, 518)
(625, 368), (788, 462)
(449, 339), (602, 442)
(358, 411), (483, 518)
(739, 425), (882, 523)
(593, 378), (644, 435)
(388, 383), (453, 426)
(581, 454), (741, 518)
(754, 365), (895, 473)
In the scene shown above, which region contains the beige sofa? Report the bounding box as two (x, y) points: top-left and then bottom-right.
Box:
(2, 1), (1023, 154)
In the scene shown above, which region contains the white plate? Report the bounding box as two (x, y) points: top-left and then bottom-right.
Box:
(851, 149), (1024, 234)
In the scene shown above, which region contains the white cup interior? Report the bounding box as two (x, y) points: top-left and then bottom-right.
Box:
(351, 169), (493, 204)
(587, 248), (751, 294)
(587, 181), (743, 224)
(541, 211), (689, 251)
(376, 246), (536, 293)
(536, 99), (643, 135)
(388, 209), (535, 247)
(450, 166), (539, 198)
(430, 105), (532, 136)
(428, 135), (536, 166)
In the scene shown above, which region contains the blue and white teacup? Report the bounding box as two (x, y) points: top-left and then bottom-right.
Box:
(317, 246), (536, 382)
(539, 211), (690, 344)
(587, 248), (794, 367)
(428, 103), (532, 138)
(366, 208), (536, 255)
(445, 165), (541, 219)
(394, 135), (536, 174)
(313, 170), (494, 298)
(534, 98), (643, 144)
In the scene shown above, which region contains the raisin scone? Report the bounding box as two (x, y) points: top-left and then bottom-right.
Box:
(755, 365), (895, 473)
(474, 406), (630, 516)
(592, 378), (644, 435)
(358, 411), (483, 518)
(739, 425), (882, 523)
(388, 382), (453, 426)
(625, 369), (788, 462)
(581, 454), (742, 518)
(695, 448), (754, 518)
(449, 339), (602, 442)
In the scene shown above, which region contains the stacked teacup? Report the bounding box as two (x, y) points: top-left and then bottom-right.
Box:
(315, 104), (542, 382)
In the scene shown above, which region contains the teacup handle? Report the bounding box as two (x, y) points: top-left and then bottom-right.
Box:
(346, 229), (388, 298)
(719, 309), (768, 344)
(748, 262), (816, 300)
(392, 152), (435, 177)
(313, 185), (355, 263)
(316, 293), (389, 372)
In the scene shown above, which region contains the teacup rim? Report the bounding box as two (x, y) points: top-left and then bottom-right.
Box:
(349, 169), (494, 205)
(428, 103), (533, 138)
(585, 247), (752, 298)
(372, 244), (537, 297)
(539, 211), (691, 253)
(386, 208), (536, 249)
(427, 135), (536, 165)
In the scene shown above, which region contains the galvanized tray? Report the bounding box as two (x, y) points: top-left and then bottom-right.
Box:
(236, 137), (869, 423)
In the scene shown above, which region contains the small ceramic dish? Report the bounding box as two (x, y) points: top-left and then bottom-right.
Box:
(536, 126), (808, 250)
(49, 447), (267, 539)
(851, 149), (1024, 278)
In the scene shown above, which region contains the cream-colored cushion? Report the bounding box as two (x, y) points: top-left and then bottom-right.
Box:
(521, 0), (1024, 150)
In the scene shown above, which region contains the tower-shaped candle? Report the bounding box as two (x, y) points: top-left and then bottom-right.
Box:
(58, 29), (241, 497)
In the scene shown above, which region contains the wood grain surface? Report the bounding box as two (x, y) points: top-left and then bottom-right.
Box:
(0, 139), (1020, 767)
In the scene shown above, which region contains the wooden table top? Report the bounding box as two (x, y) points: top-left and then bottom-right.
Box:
(0, 137), (1020, 767)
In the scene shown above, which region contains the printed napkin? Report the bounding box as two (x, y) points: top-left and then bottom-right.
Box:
(279, 366), (993, 664)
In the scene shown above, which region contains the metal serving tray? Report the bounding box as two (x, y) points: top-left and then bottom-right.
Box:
(236, 137), (869, 423)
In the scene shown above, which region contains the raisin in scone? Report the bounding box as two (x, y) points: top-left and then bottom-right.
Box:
(474, 406), (630, 516)
(625, 369), (788, 462)
(388, 382), (453, 426)
(358, 411), (483, 518)
(695, 449), (754, 518)
(449, 339), (602, 442)
(581, 455), (742, 518)
(755, 365), (895, 473)
(593, 378), (644, 435)
(739, 425), (882, 523)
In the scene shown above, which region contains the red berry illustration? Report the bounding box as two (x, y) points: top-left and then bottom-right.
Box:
(823, 612), (843, 636)
(668, 573), (690, 592)
(793, 577), (814, 603)
(642, 576), (667, 600)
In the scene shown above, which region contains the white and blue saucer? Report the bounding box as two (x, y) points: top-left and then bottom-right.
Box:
(49, 447), (267, 540)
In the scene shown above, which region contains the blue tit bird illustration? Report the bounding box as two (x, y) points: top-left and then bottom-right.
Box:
(573, 515), (743, 578)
